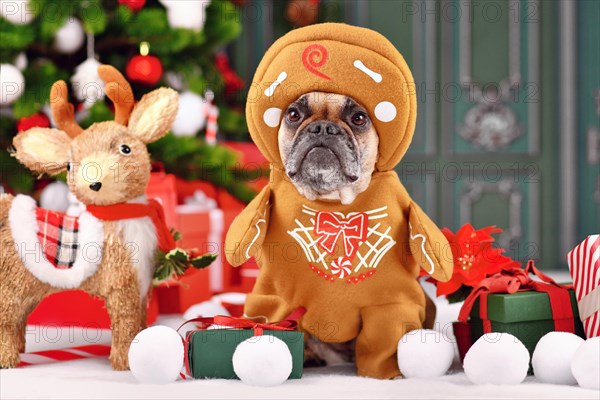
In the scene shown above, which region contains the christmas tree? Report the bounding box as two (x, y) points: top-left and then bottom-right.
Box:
(0, 0), (259, 202)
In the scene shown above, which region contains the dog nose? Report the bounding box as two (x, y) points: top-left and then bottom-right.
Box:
(307, 122), (341, 135)
(89, 182), (102, 192)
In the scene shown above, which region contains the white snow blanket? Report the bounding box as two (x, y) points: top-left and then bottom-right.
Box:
(1, 274), (598, 399)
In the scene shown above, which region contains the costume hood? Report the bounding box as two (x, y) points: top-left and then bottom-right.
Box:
(246, 22), (417, 172)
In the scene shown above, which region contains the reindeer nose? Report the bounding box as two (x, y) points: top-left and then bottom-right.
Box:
(89, 182), (102, 192)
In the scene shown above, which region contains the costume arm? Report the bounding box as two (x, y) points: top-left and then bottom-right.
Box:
(224, 185), (271, 267)
(407, 201), (453, 282)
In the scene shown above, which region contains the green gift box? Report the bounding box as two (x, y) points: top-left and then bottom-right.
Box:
(185, 328), (305, 379)
(468, 289), (586, 356)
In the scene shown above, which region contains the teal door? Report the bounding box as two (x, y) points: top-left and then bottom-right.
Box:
(362, 0), (555, 264)
(576, 0), (600, 241)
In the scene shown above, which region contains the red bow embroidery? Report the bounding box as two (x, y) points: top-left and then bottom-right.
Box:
(314, 212), (368, 259)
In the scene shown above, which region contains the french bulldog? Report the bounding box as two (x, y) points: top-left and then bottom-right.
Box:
(278, 92), (379, 205)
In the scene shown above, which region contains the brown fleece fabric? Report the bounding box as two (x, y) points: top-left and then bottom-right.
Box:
(227, 23), (453, 379)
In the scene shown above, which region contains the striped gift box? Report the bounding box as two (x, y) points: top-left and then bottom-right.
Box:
(567, 234), (600, 338)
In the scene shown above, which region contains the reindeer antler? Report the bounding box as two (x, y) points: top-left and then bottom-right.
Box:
(98, 65), (135, 125)
(50, 81), (83, 139)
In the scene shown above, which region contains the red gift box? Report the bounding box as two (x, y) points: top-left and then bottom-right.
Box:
(146, 167), (178, 228)
(28, 290), (159, 328)
(568, 234), (600, 338)
(154, 205), (225, 314)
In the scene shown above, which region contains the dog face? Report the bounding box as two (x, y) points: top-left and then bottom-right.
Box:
(278, 92), (379, 204)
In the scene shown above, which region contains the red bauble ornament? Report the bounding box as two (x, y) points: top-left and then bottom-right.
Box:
(126, 54), (163, 86)
(215, 52), (244, 95)
(17, 113), (50, 132)
(118, 0), (146, 12)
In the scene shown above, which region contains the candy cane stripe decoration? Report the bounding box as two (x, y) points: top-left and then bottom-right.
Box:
(18, 344), (111, 367)
(205, 90), (219, 145)
(568, 234), (600, 338)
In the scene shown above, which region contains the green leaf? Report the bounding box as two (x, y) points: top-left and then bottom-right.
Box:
(446, 285), (473, 304)
(79, 101), (114, 128)
(190, 254), (217, 269)
(12, 62), (68, 118)
(0, 19), (35, 58)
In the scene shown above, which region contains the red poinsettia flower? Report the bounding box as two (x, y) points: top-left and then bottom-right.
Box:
(431, 224), (521, 297)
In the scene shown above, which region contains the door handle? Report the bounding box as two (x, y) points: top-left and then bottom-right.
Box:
(588, 126), (600, 165)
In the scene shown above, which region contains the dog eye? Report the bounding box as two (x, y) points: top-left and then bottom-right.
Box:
(119, 144), (132, 155)
(286, 108), (301, 123)
(351, 112), (368, 126)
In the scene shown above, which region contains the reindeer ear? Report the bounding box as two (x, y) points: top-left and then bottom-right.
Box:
(12, 128), (71, 175)
(128, 88), (179, 143)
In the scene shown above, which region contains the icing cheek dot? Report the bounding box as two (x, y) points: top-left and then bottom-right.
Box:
(263, 107), (282, 128)
(374, 101), (397, 122)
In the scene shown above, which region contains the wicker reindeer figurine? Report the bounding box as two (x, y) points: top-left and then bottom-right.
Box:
(0, 65), (179, 370)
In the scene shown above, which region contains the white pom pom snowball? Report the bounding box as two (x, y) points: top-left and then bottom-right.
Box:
(53, 19), (85, 54)
(0, 63), (25, 105)
(464, 333), (529, 385)
(170, 91), (209, 136)
(232, 335), (293, 387)
(532, 332), (584, 385)
(397, 329), (455, 378)
(183, 300), (230, 321)
(571, 337), (600, 390)
(128, 326), (184, 384)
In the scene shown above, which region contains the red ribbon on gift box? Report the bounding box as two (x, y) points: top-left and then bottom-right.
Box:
(177, 307), (306, 378)
(458, 260), (575, 334)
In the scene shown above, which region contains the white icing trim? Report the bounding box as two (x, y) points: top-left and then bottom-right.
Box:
(264, 72), (287, 97)
(245, 206), (268, 260)
(409, 222), (435, 274)
(8, 195), (104, 289)
(353, 60), (382, 83)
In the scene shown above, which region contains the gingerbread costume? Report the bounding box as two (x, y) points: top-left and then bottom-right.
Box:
(225, 23), (453, 378)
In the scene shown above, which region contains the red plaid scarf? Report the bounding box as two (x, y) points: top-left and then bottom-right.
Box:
(36, 208), (79, 269)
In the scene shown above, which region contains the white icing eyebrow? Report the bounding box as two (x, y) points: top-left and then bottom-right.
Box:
(264, 72), (288, 97)
(353, 60), (382, 83)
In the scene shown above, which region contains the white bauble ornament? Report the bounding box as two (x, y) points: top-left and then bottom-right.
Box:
(128, 326), (184, 384)
(183, 301), (230, 321)
(0, 63), (25, 105)
(71, 58), (104, 106)
(14, 52), (27, 70)
(1, 0), (34, 25)
(53, 18), (85, 54)
(397, 329), (455, 378)
(232, 335), (293, 387)
(159, 0), (210, 31)
(40, 181), (70, 212)
(571, 337), (600, 390)
(532, 332), (584, 385)
(464, 333), (529, 385)
(171, 91), (209, 136)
